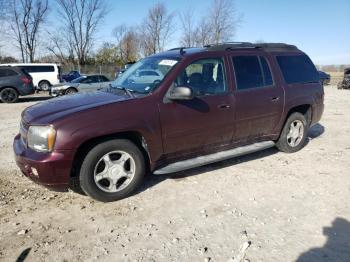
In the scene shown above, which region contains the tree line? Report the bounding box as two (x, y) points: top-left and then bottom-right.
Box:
(0, 0), (240, 66)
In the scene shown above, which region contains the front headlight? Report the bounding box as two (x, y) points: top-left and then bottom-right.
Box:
(27, 125), (56, 152)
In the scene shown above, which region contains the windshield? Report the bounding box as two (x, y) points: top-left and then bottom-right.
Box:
(111, 57), (179, 94)
(71, 76), (86, 83)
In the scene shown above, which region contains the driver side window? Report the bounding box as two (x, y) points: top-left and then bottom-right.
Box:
(175, 58), (227, 96)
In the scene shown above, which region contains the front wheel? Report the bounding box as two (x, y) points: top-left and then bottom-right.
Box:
(79, 139), (145, 202)
(65, 87), (77, 95)
(276, 112), (308, 153)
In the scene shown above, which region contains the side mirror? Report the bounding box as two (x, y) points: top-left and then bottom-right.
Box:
(167, 86), (194, 100)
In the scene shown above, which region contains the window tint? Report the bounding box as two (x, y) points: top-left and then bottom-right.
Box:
(20, 65), (55, 73)
(0, 68), (18, 77)
(86, 76), (99, 83)
(232, 56), (273, 90)
(276, 55), (319, 84)
(98, 76), (109, 82)
(80, 77), (91, 83)
(175, 58), (226, 96)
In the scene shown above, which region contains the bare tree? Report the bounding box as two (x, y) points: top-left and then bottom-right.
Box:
(55, 0), (107, 65)
(9, 0), (48, 62)
(47, 32), (75, 64)
(140, 3), (175, 56)
(193, 18), (212, 47)
(113, 25), (139, 64)
(179, 9), (196, 47)
(208, 0), (240, 44)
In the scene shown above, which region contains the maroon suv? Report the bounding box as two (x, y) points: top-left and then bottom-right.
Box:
(13, 43), (324, 202)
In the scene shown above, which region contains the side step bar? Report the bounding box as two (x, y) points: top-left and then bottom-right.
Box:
(153, 141), (275, 175)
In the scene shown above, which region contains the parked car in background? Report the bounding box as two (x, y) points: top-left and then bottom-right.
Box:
(0, 66), (35, 103)
(0, 63), (61, 91)
(337, 67), (350, 89)
(318, 70), (330, 85)
(50, 74), (110, 96)
(13, 43), (324, 202)
(61, 70), (81, 82)
(128, 69), (164, 84)
(117, 62), (136, 77)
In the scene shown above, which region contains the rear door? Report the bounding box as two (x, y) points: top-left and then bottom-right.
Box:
(230, 53), (284, 141)
(158, 56), (235, 157)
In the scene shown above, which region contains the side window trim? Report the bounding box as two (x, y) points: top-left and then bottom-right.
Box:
(259, 56), (275, 87)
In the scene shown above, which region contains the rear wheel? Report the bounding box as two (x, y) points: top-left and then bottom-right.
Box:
(0, 88), (18, 103)
(38, 80), (51, 91)
(79, 139), (145, 202)
(65, 87), (77, 95)
(276, 112), (308, 153)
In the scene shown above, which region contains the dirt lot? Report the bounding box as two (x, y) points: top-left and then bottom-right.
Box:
(1, 85), (350, 262)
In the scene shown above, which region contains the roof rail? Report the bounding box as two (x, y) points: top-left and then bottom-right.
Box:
(205, 42), (298, 51)
(167, 47), (192, 55)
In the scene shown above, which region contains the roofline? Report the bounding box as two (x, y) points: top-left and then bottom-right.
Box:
(165, 42), (300, 56)
(0, 63), (60, 66)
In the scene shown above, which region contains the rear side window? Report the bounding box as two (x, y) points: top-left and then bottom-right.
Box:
(232, 56), (274, 90)
(21, 65), (55, 73)
(0, 68), (18, 77)
(276, 55), (319, 84)
(98, 76), (109, 82)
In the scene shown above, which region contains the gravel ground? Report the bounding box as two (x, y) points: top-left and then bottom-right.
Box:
(0, 86), (350, 262)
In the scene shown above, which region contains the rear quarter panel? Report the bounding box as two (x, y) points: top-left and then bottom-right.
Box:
(271, 51), (324, 132)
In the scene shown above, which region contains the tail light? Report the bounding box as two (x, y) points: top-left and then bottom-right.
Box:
(21, 76), (32, 85)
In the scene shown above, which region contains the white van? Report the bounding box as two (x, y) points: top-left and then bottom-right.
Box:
(0, 63), (61, 90)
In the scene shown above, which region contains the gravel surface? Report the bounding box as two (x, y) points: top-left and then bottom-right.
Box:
(0, 86), (350, 262)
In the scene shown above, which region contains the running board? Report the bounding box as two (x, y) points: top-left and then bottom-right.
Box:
(153, 141), (275, 175)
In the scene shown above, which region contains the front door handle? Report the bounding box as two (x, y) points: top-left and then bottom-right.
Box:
(218, 104), (231, 109)
(271, 97), (280, 102)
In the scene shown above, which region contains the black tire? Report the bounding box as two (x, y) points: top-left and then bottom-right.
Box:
(79, 139), (145, 202)
(65, 87), (77, 95)
(276, 112), (308, 153)
(38, 80), (51, 91)
(0, 87), (19, 103)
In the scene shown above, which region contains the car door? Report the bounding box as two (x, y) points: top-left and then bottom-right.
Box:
(158, 57), (235, 157)
(230, 54), (284, 141)
(79, 76), (100, 92)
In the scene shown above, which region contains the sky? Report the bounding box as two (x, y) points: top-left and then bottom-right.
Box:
(97, 0), (350, 65)
(2, 0), (350, 65)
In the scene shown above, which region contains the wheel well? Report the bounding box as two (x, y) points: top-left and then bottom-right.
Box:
(70, 132), (150, 178)
(39, 80), (51, 85)
(286, 104), (312, 125)
(66, 87), (78, 92)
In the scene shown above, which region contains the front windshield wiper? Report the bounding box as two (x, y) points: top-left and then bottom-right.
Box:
(110, 85), (135, 98)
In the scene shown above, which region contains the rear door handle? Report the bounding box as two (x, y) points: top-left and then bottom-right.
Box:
(218, 104), (231, 109)
(271, 97), (280, 102)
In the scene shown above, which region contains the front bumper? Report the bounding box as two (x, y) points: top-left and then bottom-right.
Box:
(13, 134), (75, 191)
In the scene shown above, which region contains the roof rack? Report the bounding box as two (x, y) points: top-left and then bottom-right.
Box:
(205, 42), (298, 51)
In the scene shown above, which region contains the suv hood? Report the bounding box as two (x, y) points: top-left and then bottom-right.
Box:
(23, 91), (130, 124)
